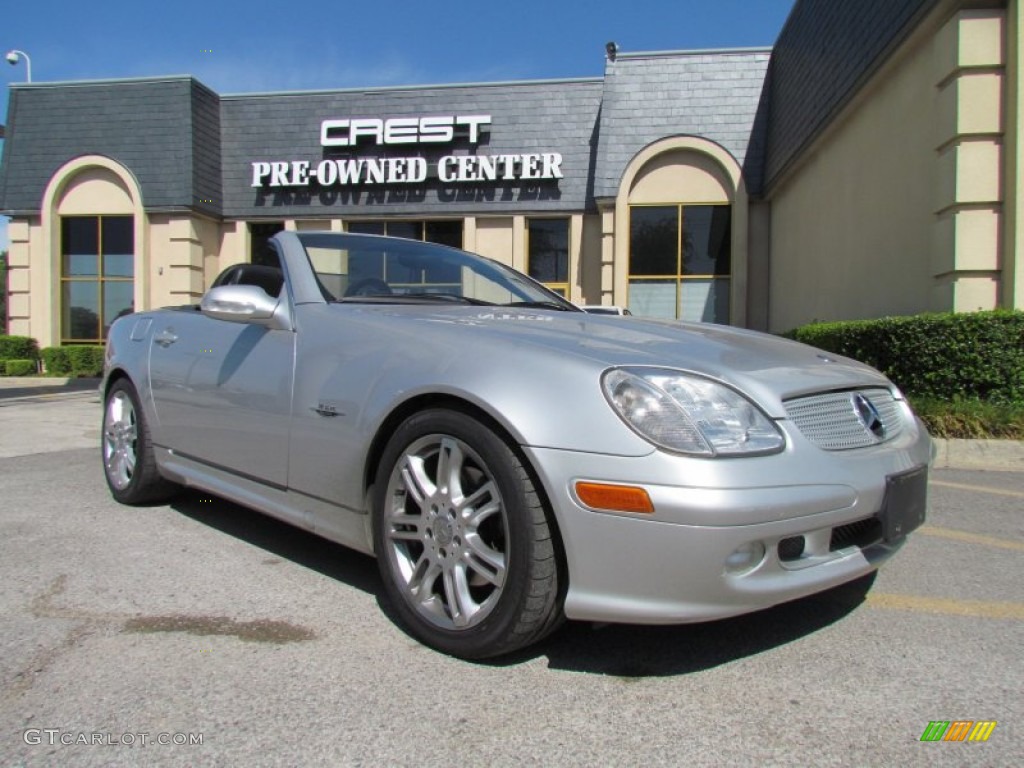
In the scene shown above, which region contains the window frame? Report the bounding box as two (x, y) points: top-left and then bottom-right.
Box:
(627, 203), (732, 323)
(59, 214), (135, 344)
(526, 216), (571, 298)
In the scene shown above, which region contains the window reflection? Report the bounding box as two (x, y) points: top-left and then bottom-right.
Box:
(60, 215), (134, 343)
(628, 205), (731, 323)
(528, 218), (569, 296)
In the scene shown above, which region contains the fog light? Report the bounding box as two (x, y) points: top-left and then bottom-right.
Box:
(778, 536), (806, 562)
(725, 541), (765, 575)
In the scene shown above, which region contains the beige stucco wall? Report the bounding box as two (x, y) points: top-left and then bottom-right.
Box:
(473, 217), (515, 267)
(628, 150), (734, 205)
(1005, 0), (1024, 309)
(767, 7), (1009, 331)
(767, 24), (939, 330)
(5, 218), (37, 340)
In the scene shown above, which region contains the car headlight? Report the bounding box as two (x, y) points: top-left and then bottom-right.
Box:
(602, 367), (785, 457)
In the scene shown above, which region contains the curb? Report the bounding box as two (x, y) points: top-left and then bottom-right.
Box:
(931, 438), (1024, 472)
(0, 377), (101, 401)
(0, 377), (72, 388)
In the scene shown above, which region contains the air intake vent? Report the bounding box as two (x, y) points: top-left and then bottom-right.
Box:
(830, 517), (883, 552)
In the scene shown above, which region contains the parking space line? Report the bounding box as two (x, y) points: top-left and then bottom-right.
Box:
(917, 525), (1024, 553)
(930, 479), (1024, 499)
(867, 593), (1024, 620)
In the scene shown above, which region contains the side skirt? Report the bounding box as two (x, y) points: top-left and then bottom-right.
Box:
(154, 447), (374, 556)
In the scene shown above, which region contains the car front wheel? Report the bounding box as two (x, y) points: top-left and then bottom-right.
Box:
(102, 379), (177, 504)
(372, 408), (562, 659)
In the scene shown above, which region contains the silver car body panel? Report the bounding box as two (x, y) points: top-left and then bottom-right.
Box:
(103, 231), (932, 624)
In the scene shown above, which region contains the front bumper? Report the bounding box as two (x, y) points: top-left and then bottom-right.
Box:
(524, 416), (932, 624)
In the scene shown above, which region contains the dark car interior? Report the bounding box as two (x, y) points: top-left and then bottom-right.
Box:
(210, 264), (285, 298)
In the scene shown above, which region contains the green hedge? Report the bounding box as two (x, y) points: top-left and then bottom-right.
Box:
(3, 359), (37, 377)
(40, 347), (71, 375)
(0, 335), (39, 360)
(40, 346), (105, 377)
(784, 310), (1024, 404)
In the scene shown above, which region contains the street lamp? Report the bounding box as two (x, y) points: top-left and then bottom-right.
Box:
(5, 50), (32, 82)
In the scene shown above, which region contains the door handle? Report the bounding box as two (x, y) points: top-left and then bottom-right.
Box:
(154, 330), (178, 347)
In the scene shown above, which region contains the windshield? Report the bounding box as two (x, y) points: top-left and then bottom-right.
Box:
(296, 232), (579, 310)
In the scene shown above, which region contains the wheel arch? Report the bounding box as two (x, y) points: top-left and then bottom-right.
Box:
(363, 393), (569, 595)
(102, 366), (133, 398)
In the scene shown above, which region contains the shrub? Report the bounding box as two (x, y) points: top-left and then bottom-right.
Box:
(40, 347), (72, 375)
(784, 310), (1024, 404)
(65, 345), (105, 377)
(0, 335), (39, 361)
(39, 346), (105, 377)
(4, 359), (37, 377)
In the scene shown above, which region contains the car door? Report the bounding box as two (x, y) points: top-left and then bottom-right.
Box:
(148, 308), (295, 488)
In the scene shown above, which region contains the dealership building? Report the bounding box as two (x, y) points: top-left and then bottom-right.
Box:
(1, 0), (1021, 346)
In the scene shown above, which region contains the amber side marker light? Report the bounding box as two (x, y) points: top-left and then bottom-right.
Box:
(575, 482), (655, 514)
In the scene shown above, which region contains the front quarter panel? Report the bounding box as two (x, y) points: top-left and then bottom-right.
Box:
(285, 304), (655, 512)
(103, 311), (160, 425)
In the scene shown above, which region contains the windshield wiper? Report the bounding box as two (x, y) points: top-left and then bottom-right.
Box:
(402, 292), (495, 305)
(502, 300), (578, 311)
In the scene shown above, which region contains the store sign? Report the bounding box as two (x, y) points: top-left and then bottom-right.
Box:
(250, 114), (563, 188)
(320, 115), (492, 146)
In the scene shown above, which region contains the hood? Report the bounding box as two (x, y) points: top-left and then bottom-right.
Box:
(344, 305), (893, 417)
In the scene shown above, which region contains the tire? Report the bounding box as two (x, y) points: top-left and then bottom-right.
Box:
(372, 408), (562, 659)
(102, 378), (177, 505)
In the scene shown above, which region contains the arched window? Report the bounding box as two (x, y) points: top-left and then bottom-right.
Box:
(55, 166), (137, 343)
(615, 141), (745, 324)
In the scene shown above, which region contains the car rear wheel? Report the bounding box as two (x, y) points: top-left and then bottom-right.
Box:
(373, 408), (562, 659)
(102, 379), (177, 504)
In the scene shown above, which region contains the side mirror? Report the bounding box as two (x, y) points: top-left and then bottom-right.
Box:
(200, 285), (288, 329)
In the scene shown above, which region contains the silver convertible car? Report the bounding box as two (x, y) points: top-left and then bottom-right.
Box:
(101, 231), (931, 658)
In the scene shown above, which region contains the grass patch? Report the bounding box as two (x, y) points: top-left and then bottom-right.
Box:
(909, 397), (1024, 440)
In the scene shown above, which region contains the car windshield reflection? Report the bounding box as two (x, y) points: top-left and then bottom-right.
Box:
(296, 232), (579, 310)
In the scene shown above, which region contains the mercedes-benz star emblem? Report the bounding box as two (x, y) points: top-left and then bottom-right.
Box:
(852, 393), (886, 439)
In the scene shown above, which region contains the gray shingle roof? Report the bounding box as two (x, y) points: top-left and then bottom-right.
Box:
(0, 77), (201, 214)
(593, 49), (771, 200)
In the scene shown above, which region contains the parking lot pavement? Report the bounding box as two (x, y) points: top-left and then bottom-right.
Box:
(0, 395), (1021, 766)
(0, 381), (100, 458)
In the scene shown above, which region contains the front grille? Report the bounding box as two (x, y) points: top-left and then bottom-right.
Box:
(784, 388), (903, 450)
(830, 517), (883, 552)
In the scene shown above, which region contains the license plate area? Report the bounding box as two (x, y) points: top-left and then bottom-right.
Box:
(880, 466), (928, 543)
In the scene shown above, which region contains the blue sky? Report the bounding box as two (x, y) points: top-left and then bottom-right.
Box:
(1, 0), (796, 250)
